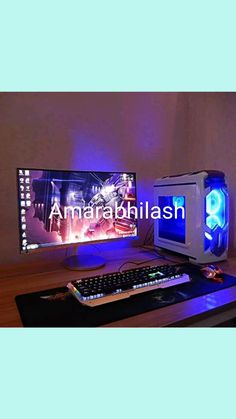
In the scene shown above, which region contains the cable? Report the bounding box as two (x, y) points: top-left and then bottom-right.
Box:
(150, 245), (188, 264)
(143, 222), (154, 246)
(139, 243), (188, 265)
(118, 256), (164, 273)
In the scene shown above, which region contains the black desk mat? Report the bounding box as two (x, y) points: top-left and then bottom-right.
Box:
(15, 264), (236, 327)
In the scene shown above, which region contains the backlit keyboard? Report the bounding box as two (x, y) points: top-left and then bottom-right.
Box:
(67, 264), (191, 307)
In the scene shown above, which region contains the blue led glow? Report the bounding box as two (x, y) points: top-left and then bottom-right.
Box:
(206, 190), (222, 215)
(206, 214), (222, 229)
(204, 232), (213, 241)
(159, 196), (185, 243)
(206, 188), (225, 231)
(205, 185), (228, 256)
(172, 196), (185, 207)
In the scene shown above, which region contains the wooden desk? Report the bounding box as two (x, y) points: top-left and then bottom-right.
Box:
(1, 247), (236, 327)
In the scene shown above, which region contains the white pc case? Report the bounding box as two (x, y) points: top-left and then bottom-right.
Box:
(154, 171), (229, 264)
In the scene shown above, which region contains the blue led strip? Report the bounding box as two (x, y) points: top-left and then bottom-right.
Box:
(205, 188), (227, 256)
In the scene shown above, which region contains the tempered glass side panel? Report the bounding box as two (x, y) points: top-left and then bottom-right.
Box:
(158, 196), (186, 243)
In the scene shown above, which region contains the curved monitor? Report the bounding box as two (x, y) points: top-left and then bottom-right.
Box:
(17, 169), (137, 253)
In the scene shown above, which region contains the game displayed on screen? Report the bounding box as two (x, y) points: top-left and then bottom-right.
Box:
(17, 169), (137, 252)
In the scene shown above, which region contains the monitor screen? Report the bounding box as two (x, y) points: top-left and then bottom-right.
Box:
(17, 169), (137, 253)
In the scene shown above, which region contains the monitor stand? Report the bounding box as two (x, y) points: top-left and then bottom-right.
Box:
(64, 249), (105, 271)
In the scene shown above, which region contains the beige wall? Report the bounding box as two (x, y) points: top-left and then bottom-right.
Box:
(0, 92), (188, 265)
(1, 92), (234, 266)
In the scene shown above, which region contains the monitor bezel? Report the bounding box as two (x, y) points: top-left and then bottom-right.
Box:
(16, 168), (138, 254)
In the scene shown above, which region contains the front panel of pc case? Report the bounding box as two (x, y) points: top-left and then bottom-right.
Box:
(154, 171), (229, 264)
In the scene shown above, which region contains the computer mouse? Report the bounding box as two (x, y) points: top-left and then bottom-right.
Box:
(200, 265), (223, 282)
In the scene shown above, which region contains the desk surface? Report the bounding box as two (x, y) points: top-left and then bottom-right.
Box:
(1, 247), (236, 327)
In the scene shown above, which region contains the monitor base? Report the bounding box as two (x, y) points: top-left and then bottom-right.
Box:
(64, 254), (106, 271)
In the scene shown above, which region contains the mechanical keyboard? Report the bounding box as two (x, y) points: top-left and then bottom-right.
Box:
(67, 263), (191, 307)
